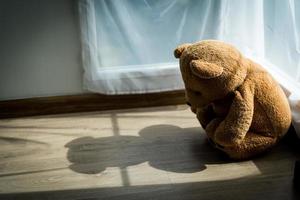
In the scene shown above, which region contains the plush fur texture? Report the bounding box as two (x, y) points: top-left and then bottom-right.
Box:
(174, 40), (292, 160)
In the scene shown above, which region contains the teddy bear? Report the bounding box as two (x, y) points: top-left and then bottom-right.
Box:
(174, 40), (292, 160)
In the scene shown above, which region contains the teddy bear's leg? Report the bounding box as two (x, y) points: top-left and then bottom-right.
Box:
(223, 132), (277, 160)
(205, 118), (225, 149)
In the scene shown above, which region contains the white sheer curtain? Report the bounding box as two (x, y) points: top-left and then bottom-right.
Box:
(79, 0), (300, 135)
(78, 0), (222, 94)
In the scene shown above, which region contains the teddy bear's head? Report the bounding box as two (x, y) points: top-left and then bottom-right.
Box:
(174, 40), (248, 109)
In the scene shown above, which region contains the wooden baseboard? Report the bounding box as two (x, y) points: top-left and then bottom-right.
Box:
(0, 90), (186, 118)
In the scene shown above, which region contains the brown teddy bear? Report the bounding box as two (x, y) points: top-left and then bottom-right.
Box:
(174, 40), (292, 160)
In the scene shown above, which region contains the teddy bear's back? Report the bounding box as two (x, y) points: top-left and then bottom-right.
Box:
(247, 61), (291, 138)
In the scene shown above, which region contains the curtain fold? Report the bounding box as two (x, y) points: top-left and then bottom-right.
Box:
(79, 0), (300, 135)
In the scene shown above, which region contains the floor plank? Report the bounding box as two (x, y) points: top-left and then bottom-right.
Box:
(0, 105), (299, 200)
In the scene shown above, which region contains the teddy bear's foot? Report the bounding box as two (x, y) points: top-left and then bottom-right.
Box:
(221, 132), (277, 160)
(205, 118), (223, 139)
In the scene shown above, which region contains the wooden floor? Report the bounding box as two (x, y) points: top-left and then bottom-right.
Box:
(0, 105), (299, 200)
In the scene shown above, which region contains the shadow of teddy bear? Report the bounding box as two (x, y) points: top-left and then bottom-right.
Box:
(65, 124), (231, 174)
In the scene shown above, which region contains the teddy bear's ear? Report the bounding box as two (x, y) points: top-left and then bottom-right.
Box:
(174, 43), (191, 58)
(190, 60), (223, 79)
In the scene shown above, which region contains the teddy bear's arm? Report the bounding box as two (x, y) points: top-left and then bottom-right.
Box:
(213, 80), (255, 147)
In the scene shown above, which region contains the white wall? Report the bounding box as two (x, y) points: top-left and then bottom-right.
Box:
(0, 0), (85, 100)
